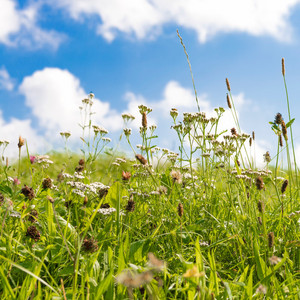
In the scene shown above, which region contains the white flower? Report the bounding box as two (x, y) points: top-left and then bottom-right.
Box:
(97, 207), (116, 215)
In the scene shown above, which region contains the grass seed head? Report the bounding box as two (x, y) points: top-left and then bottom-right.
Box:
(257, 200), (264, 213)
(279, 134), (283, 147)
(268, 232), (275, 248)
(226, 78), (231, 92)
(252, 131), (255, 140)
(135, 154), (147, 165)
(226, 94), (232, 109)
(249, 137), (252, 147)
(281, 120), (288, 141)
(281, 179), (288, 194)
(282, 58), (285, 76)
(177, 203), (184, 218)
(125, 196), (135, 212)
(142, 111), (147, 128)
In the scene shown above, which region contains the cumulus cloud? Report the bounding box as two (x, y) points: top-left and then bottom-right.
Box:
(19, 67), (123, 144)
(0, 67), (14, 91)
(0, 0), (64, 49)
(51, 0), (300, 42)
(0, 111), (49, 158)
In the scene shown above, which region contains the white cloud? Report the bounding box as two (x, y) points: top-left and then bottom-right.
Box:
(0, 111), (49, 158)
(0, 0), (64, 49)
(52, 0), (300, 42)
(19, 68), (123, 144)
(0, 67), (14, 91)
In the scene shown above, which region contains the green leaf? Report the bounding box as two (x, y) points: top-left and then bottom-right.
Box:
(286, 118), (295, 128)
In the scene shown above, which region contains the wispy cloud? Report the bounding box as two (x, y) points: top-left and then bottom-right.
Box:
(51, 0), (300, 42)
(0, 67), (14, 91)
(0, 0), (64, 50)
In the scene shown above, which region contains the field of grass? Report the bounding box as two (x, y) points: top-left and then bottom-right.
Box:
(0, 49), (299, 299)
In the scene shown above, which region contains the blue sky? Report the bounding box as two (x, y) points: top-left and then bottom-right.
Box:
(1, 0), (300, 164)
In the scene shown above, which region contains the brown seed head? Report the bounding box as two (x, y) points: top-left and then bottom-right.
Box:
(75, 165), (84, 172)
(258, 216), (262, 225)
(231, 127), (237, 136)
(79, 158), (85, 166)
(249, 137), (252, 147)
(142, 112), (147, 128)
(82, 238), (98, 253)
(135, 154), (147, 165)
(28, 209), (38, 223)
(225, 78), (231, 92)
(281, 58), (285, 76)
(252, 131), (255, 140)
(47, 195), (54, 203)
(257, 200), (264, 213)
(268, 232), (274, 248)
(281, 179), (288, 194)
(255, 176), (264, 190)
(275, 113), (282, 125)
(126, 198), (135, 212)
(26, 225), (40, 241)
(42, 177), (52, 190)
(226, 94), (232, 109)
(18, 136), (25, 148)
(236, 159), (240, 167)
(177, 203), (184, 218)
(279, 135), (283, 147)
(21, 185), (35, 200)
(281, 121), (288, 141)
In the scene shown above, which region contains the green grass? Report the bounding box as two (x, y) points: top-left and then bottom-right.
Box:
(0, 44), (299, 299)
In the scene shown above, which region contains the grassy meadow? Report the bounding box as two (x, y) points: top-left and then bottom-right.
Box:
(0, 53), (299, 299)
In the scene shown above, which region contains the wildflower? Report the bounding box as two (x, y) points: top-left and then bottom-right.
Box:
(256, 284), (267, 295)
(147, 253), (165, 271)
(136, 154), (147, 165)
(18, 136), (25, 148)
(268, 232), (275, 248)
(122, 171), (131, 181)
(183, 265), (204, 278)
(13, 177), (21, 185)
(97, 207), (116, 215)
(123, 128), (132, 137)
(263, 151), (271, 163)
(42, 177), (52, 189)
(170, 108), (178, 118)
(281, 179), (288, 194)
(82, 238), (98, 253)
(122, 113), (135, 121)
(21, 185), (35, 200)
(26, 225), (40, 241)
(102, 137), (111, 142)
(60, 131), (71, 139)
(269, 255), (282, 265)
(255, 176), (264, 190)
(30, 156), (36, 164)
(72, 189), (85, 197)
(171, 170), (182, 184)
(177, 203), (184, 218)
